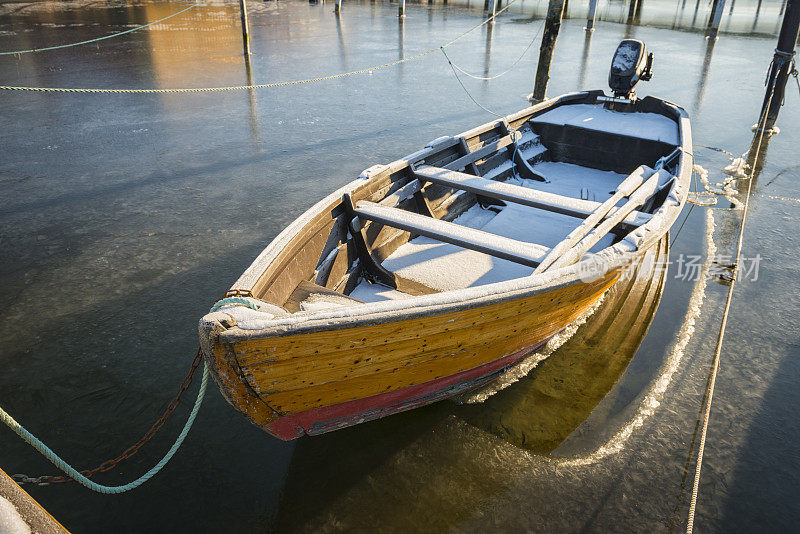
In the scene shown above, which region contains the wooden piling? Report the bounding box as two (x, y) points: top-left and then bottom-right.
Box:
(531, 0), (566, 101)
(399, 0), (406, 17)
(585, 0), (598, 31)
(756, 0), (800, 134)
(706, 0), (726, 38)
(335, 0), (341, 14)
(239, 0), (251, 56)
(577, 30), (592, 89)
(483, 22), (494, 78)
(751, 0), (763, 31)
(491, 0), (497, 23)
(627, 0), (639, 22)
(746, 0), (799, 176)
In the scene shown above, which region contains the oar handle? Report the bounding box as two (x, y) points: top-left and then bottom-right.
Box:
(547, 170), (665, 272)
(534, 165), (653, 274)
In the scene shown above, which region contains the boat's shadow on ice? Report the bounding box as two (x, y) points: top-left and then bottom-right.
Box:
(276, 237), (669, 531)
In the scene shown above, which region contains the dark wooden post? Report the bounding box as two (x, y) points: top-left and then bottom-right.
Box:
(483, 22), (494, 78)
(239, 0), (251, 55)
(577, 30), (592, 89)
(751, 0), (763, 31)
(747, 0), (800, 174)
(627, 0), (639, 23)
(585, 0), (598, 30)
(335, 0), (341, 14)
(398, 0), (405, 17)
(705, 0), (726, 39)
(757, 0), (800, 133)
(531, 0), (566, 101)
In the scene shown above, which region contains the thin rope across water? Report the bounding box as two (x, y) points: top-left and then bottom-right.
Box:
(440, 46), (506, 118)
(0, 0), (210, 56)
(446, 3), (545, 81)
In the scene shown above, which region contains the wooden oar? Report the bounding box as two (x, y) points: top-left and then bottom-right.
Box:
(542, 169), (670, 273)
(533, 165), (655, 274)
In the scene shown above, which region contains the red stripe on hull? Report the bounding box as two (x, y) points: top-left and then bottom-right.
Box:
(264, 338), (550, 440)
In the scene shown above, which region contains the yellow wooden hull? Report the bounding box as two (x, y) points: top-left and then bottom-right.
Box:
(203, 271), (618, 439)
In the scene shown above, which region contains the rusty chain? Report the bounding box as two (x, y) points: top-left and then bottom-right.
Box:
(12, 347), (204, 486)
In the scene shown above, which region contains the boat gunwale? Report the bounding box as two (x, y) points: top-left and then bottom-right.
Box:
(208, 91), (692, 342)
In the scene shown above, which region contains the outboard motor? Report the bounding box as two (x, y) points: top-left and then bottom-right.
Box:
(608, 39), (653, 100)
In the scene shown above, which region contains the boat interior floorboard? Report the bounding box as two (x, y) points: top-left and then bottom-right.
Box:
(365, 162), (629, 296)
(518, 161), (627, 203)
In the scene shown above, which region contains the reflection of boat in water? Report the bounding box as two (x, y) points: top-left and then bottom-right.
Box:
(275, 234), (671, 532)
(456, 235), (669, 454)
(199, 41), (690, 439)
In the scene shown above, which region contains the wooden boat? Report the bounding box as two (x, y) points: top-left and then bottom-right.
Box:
(199, 41), (691, 440)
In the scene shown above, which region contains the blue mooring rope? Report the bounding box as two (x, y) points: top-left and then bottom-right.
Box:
(0, 295), (264, 493)
(0, 297), (258, 493)
(209, 296), (260, 313)
(0, 366), (208, 494)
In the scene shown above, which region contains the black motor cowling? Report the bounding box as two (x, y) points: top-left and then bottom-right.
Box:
(609, 39), (653, 99)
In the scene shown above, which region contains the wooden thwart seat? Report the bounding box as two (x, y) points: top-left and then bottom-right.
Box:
(414, 166), (652, 226)
(444, 135), (516, 172)
(354, 201), (549, 268)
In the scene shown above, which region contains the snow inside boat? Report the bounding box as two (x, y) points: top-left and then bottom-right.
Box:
(199, 42), (692, 440)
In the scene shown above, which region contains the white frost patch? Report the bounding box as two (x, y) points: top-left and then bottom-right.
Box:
(0, 497), (30, 534)
(349, 281), (413, 303)
(555, 209), (716, 467)
(722, 156), (749, 178)
(217, 307), (277, 329)
(612, 41), (639, 71)
(212, 299), (292, 329)
(459, 292), (607, 403)
(299, 299), (348, 313)
(762, 195), (800, 204)
(517, 161), (627, 202)
(695, 163), (743, 209)
(384, 204), (615, 292)
(386, 241), (529, 292)
(531, 104), (679, 145)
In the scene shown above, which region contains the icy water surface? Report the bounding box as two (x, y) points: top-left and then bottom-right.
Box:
(0, 0), (798, 532)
